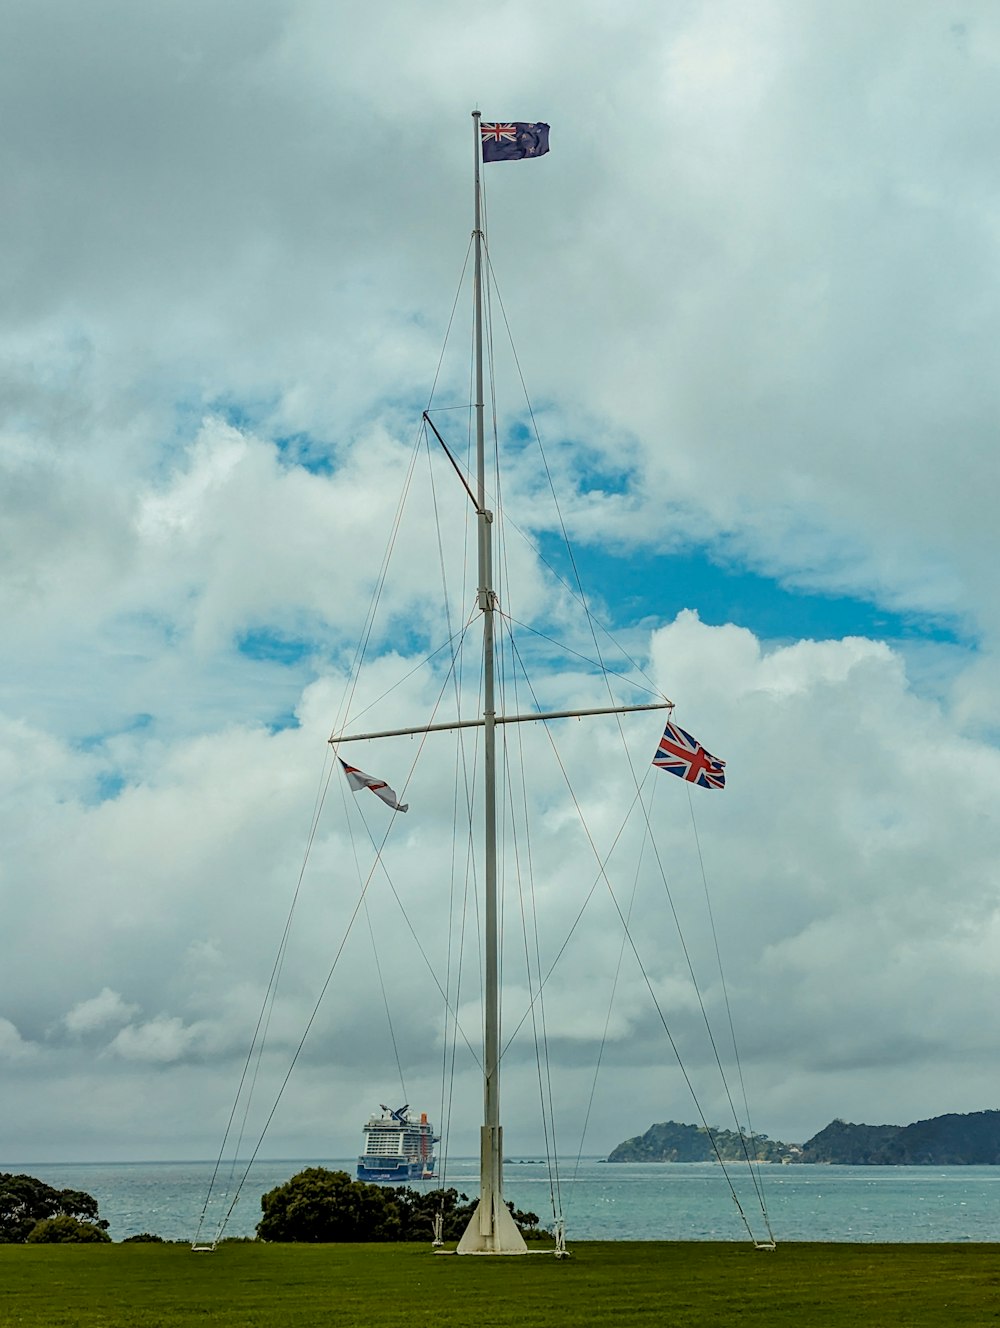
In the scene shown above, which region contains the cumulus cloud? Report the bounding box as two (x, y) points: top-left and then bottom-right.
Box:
(0, 1017), (38, 1063)
(63, 988), (140, 1037)
(108, 1016), (212, 1064)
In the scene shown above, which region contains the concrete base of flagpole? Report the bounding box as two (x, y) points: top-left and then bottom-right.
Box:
(456, 1196), (528, 1255)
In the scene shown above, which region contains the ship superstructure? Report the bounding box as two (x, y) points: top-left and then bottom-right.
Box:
(357, 1104), (438, 1183)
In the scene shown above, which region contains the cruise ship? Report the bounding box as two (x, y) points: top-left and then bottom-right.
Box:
(356, 1104), (438, 1183)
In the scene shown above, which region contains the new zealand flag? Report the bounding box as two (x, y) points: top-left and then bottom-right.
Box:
(481, 121), (550, 163)
(652, 721), (726, 791)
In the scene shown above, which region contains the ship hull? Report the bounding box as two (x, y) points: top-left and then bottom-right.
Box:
(356, 1157), (433, 1183)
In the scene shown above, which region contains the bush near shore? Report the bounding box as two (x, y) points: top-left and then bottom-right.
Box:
(0, 1172), (110, 1243)
(257, 1166), (542, 1242)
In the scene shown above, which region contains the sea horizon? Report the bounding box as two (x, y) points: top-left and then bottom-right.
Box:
(9, 1157), (1000, 1245)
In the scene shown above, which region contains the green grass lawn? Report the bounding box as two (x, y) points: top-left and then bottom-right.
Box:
(2, 1241), (999, 1328)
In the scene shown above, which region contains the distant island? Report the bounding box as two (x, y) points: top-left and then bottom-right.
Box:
(606, 1120), (798, 1164)
(606, 1110), (1000, 1165)
(798, 1111), (1000, 1164)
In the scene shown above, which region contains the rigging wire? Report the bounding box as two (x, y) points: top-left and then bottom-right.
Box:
(331, 228), (476, 747)
(480, 246), (667, 705)
(628, 772), (775, 1238)
(202, 760), (395, 1243)
(328, 436), (424, 744)
(192, 744), (340, 1248)
(574, 781), (653, 1184)
(422, 312), (480, 1195)
(340, 782), (486, 1071)
(686, 785), (775, 1242)
(504, 614), (663, 701)
(363, 900), (408, 1108)
(498, 611), (564, 1231)
(335, 622), (490, 1077)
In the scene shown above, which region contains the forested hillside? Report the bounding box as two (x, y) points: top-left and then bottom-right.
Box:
(607, 1111), (1000, 1164)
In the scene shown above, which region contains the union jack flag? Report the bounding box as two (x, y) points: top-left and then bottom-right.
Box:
(481, 122), (517, 144)
(652, 721), (726, 791)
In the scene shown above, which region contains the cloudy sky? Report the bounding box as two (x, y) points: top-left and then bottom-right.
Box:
(3, 0), (1000, 1174)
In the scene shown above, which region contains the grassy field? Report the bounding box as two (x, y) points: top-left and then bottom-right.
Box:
(2, 1241), (999, 1327)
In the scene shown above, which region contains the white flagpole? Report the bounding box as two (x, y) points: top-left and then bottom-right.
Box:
(457, 110), (527, 1256)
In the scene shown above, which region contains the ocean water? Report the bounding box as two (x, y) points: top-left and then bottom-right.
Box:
(8, 1157), (1000, 1245)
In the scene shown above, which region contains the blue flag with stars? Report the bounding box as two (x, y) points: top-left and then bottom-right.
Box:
(481, 121), (550, 163)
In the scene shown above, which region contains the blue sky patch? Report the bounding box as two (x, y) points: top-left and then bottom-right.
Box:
(206, 395), (280, 435)
(274, 432), (334, 474)
(267, 709), (301, 734)
(536, 537), (967, 647)
(94, 770), (127, 802)
(237, 630), (314, 665)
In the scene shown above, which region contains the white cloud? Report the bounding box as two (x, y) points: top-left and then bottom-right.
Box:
(63, 988), (140, 1036)
(109, 1016), (212, 1064)
(0, 1017), (37, 1063)
(1, 607), (999, 1153)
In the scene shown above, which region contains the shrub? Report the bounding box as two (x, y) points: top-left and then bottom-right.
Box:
(257, 1168), (542, 1243)
(26, 1215), (112, 1244)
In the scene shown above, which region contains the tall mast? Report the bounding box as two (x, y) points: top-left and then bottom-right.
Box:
(330, 113), (670, 1255)
(457, 109), (528, 1256)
